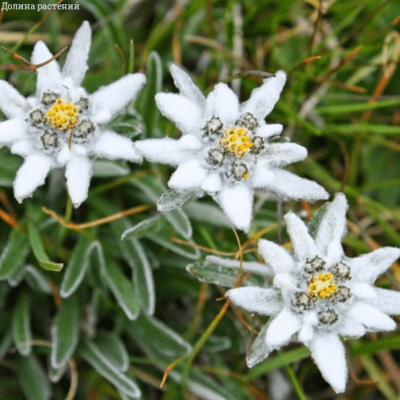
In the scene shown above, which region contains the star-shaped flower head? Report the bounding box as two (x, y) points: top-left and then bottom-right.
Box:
(0, 21), (145, 207)
(136, 65), (328, 232)
(227, 193), (400, 393)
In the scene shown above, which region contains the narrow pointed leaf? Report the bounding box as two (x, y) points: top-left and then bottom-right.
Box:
(0, 227), (30, 279)
(15, 353), (52, 400)
(48, 362), (67, 383)
(101, 258), (140, 320)
(12, 290), (32, 356)
(51, 295), (80, 369)
(95, 331), (129, 372)
(169, 369), (233, 400)
(187, 259), (264, 287)
(137, 51), (162, 138)
(61, 238), (100, 298)
(120, 238), (155, 315)
(27, 220), (63, 272)
(127, 313), (191, 359)
(133, 176), (192, 238)
(7, 263), (27, 287)
(79, 338), (141, 398)
(24, 266), (51, 294)
(121, 214), (165, 240)
(0, 329), (13, 363)
(157, 189), (194, 212)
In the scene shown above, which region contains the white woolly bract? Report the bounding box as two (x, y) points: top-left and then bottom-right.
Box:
(284, 211), (318, 262)
(14, 153), (53, 203)
(349, 247), (400, 284)
(258, 239), (294, 274)
(227, 287), (282, 316)
(218, 184), (253, 232)
(156, 92), (203, 132)
(169, 159), (208, 190)
(266, 309), (301, 350)
(348, 302), (396, 332)
(309, 334), (347, 393)
(91, 131), (142, 162)
(66, 154), (92, 208)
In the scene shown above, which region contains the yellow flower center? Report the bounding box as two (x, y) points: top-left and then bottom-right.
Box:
(45, 98), (79, 130)
(219, 126), (254, 159)
(308, 272), (338, 299)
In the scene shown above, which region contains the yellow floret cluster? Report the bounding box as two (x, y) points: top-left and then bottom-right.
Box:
(45, 98), (79, 130)
(308, 272), (338, 299)
(219, 126), (254, 158)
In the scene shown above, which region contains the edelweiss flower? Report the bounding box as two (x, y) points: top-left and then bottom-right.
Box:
(227, 193), (400, 393)
(135, 65), (328, 231)
(0, 21), (145, 207)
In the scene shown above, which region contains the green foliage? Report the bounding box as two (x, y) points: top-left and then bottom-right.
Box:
(0, 1), (400, 400)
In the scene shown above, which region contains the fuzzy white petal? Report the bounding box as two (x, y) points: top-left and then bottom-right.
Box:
(266, 309), (301, 350)
(350, 247), (400, 284)
(168, 159), (207, 190)
(201, 173), (222, 193)
(65, 154), (92, 208)
(246, 324), (270, 368)
(256, 124), (283, 138)
(261, 143), (307, 167)
(258, 239), (295, 274)
(62, 21), (91, 86)
(156, 93), (203, 133)
(206, 255), (272, 276)
(227, 287), (282, 316)
(250, 164), (274, 189)
(241, 71), (286, 120)
(315, 193), (348, 256)
(57, 144), (71, 165)
(179, 134), (202, 150)
(326, 240), (344, 265)
(350, 282), (377, 299)
(367, 288), (400, 315)
(298, 323), (314, 343)
(348, 302), (396, 332)
(170, 64), (206, 107)
(11, 139), (34, 157)
(309, 334), (347, 393)
(284, 211), (318, 262)
(90, 73), (145, 122)
(91, 131), (142, 162)
(72, 143), (88, 157)
(91, 110), (112, 124)
(31, 41), (62, 96)
(267, 169), (329, 202)
(218, 184), (253, 232)
(0, 81), (29, 118)
(206, 83), (239, 126)
(273, 273), (297, 290)
(339, 318), (366, 338)
(0, 118), (27, 144)
(14, 153), (53, 202)
(135, 138), (192, 166)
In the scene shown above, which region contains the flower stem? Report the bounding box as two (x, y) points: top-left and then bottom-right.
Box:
(180, 299), (231, 396)
(284, 364), (307, 400)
